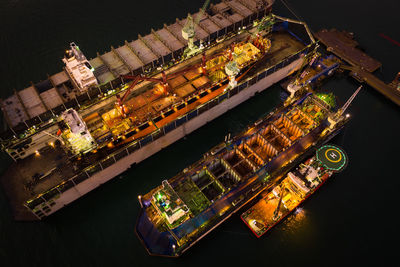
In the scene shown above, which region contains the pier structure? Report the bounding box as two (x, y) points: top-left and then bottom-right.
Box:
(315, 29), (400, 106)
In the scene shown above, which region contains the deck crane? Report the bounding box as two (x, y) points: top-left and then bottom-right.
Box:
(336, 85), (362, 117)
(327, 85), (362, 129)
(182, 0), (210, 58)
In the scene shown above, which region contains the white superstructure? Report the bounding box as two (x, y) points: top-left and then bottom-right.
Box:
(29, 56), (306, 219)
(62, 42), (98, 92)
(61, 109), (96, 154)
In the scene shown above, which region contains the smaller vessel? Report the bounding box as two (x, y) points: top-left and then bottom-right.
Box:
(285, 53), (340, 100)
(241, 144), (347, 237)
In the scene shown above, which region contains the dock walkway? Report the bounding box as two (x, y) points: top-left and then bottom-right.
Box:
(315, 29), (400, 106)
(341, 65), (400, 106)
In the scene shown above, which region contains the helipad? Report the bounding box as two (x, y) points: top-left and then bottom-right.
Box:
(316, 144), (348, 172)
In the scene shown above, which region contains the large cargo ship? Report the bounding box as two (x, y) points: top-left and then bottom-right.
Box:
(0, 0), (318, 220)
(241, 144), (347, 238)
(135, 90), (359, 257)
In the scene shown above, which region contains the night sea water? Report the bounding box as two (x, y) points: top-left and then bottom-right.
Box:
(0, 0), (399, 266)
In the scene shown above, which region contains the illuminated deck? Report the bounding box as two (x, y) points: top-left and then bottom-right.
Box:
(1, 0), (318, 220)
(0, 0), (274, 137)
(135, 94), (345, 257)
(1, 27), (310, 220)
(241, 145), (348, 237)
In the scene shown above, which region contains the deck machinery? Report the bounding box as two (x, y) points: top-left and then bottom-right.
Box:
(0, 0), (319, 220)
(135, 91), (358, 257)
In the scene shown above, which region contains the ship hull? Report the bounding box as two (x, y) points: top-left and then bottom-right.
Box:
(241, 165), (331, 238)
(241, 144), (347, 238)
(39, 57), (305, 217)
(135, 96), (348, 257)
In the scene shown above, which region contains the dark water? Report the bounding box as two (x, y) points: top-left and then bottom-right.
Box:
(0, 0), (399, 266)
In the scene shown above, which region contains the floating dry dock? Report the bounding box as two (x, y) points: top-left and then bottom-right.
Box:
(0, 0), (319, 220)
(135, 92), (355, 257)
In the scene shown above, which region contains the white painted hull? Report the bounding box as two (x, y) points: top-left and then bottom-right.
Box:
(41, 58), (304, 216)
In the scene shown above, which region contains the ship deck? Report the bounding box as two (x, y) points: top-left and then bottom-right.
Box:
(86, 31), (305, 146)
(1, 146), (75, 220)
(241, 179), (297, 237)
(0, 0), (274, 134)
(241, 145), (348, 237)
(141, 95), (327, 233)
(0, 24), (307, 220)
(136, 94), (350, 256)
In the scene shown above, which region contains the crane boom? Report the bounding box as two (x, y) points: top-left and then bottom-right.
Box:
(118, 73), (167, 107)
(195, 0), (210, 25)
(338, 85), (362, 116)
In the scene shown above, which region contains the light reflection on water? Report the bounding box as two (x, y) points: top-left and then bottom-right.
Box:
(280, 207), (307, 234)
